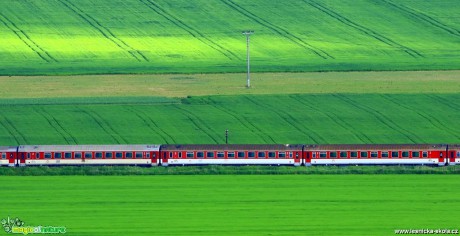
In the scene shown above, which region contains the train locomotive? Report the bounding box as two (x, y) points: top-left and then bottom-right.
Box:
(1, 143), (459, 167)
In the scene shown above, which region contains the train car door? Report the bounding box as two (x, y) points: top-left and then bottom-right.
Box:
(18, 152), (26, 166)
(448, 150), (456, 165)
(9, 152), (16, 167)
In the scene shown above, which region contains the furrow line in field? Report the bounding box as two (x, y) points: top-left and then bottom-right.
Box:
(58, 0), (148, 62)
(33, 107), (78, 144)
(333, 94), (419, 143)
(381, 95), (460, 139)
(172, 105), (219, 143)
(244, 96), (325, 143)
(0, 119), (20, 144)
(426, 94), (459, 111)
(303, 0), (423, 58)
(76, 107), (123, 144)
(207, 97), (274, 143)
(86, 108), (129, 144)
(290, 94), (371, 143)
(140, 0), (238, 60)
(221, 0), (332, 59)
(0, 114), (28, 144)
(0, 12), (56, 62)
(378, 0), (460, 37)
(126, 107), (176, 144)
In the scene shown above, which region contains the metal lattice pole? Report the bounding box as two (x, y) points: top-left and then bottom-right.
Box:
(242, 30), (254, 88)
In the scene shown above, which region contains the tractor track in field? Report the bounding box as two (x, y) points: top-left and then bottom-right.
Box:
(139, 0), (238, 60)
(126, 107), (176, 144)
(426, 94), (460, 111)
(303, 0), (423, 58)
(244, 96), (325, 143)
(0, 12), (56, 63)
(333, 94), (420, 143)
(220, 0), (333, 59)
(290, 94), (371, 143)
(0, 114), (27, 144)
(207, 97), (275, 143)
(58, 0), (149, 62)
(33, 107), (78, 144)
(381, 94), (460, 140)
(77, 107), (126, 144)
(172, 105), (219, 143)
(376, 0), (460, 38)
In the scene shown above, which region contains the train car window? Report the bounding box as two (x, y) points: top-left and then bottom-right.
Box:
(187, 152), (194, 158)
(237, 152), (245, 158)
(351, 152), (357, 158)
(248, 152), (255, 159)
(290, 152), (293, 158)
(178, 152), (182, 158)
(45, 153), (52, 159)
(360, 152), (368, 158)
(457, 152), (460, 158)
(116, 152), (123, 159)
(105, 152), (113, 159)
(169, 152), (173, 158)
(207, 152), (214, 158)
(330, 152), (337, 158)
(1, 153), (5, 159)
(197, 152), (204, 158)
(391, 152), (399, 158)
(258, 152), (265, 158)
(402, 152), (409, 158)
(95, 152), (103, 159)
(54, 153), (62, 159)
(146, 153), (150, 158)
(64, 153), (72, 159)
(126, 152), (133, 158)
(85, 153), (93, 159)
(268, 152), (275, 158)
(382, 152), (389, 158)
(228, 152), (235, 158)
(135, 152), (143, 159)
(278, 152), (286, 158)
(371, 152), (378, 158)
(217, 152), (225, 158)
(412, 152), (419, 158)
(422, 152), (428, 158)
(75, 153), (82, 159)
(320, 152), (327, 158)
(340, 152), (347, 158)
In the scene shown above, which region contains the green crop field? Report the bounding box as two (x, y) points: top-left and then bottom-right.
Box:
(2, 175), (459, 235)
(0, 71), (459, 145)
(0, 0), (459, 75)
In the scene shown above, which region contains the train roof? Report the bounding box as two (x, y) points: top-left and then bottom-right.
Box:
(160, 144), (304, 151)
(0, 146), (17, 152)
(305, 144), (447, 151)
(18, 145), (161, 152)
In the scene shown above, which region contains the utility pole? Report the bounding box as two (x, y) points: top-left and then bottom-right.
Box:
(242, 30), (254, 88)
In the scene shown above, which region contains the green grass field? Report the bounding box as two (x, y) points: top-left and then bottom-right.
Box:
(2, 175), (459, 235)
(0, 71), (459, 145)
(0, 0), (459, 75)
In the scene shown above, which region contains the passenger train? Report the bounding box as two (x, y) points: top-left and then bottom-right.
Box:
(1, 144), (459, 167)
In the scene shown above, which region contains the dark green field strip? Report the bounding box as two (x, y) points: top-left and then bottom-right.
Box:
(378, 0), (460, 38)
(0, 94), (459, 145)
(303, 0), (422, 58)
(1, 175), (460, 235)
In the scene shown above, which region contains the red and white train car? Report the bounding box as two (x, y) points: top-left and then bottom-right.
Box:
(18, 145), (161, 166)
(305, 144), (448, 166)
(160, 144), (303, 166)
(0, 146), (18, 167)
(448, 144), (460, 165)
